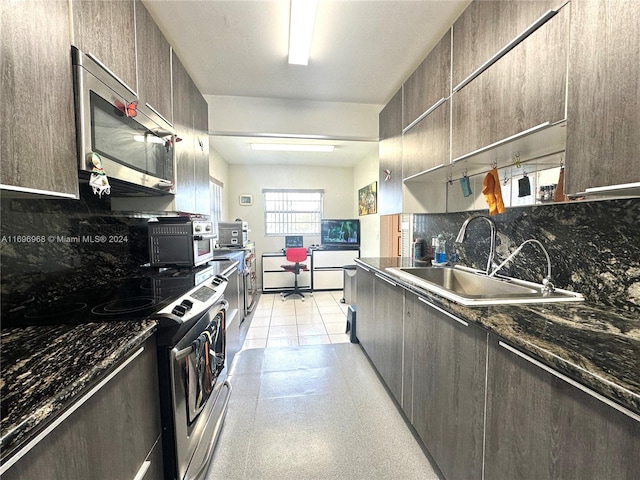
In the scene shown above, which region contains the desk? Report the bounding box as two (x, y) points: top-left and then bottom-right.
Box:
(262, 251), (311, 292)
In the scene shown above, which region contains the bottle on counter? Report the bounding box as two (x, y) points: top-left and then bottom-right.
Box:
(413, 238), (423, 260)
(435, 234), (447, 264)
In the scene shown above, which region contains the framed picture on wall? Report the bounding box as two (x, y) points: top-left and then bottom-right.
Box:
(239, 194), (253, 206)
(358, 181), (377, 215)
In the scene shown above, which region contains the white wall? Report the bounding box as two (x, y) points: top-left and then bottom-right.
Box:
(209, 146), (230, 221)
(224, 164), (355, 285)
(353, 150), (380, 258)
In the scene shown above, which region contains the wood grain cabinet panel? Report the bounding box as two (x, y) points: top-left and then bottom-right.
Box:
(378, 88), (403, 215)
(452, 0), (560, 88)
(402, 30), (451, 129)
(565, 0), (640, 194)
(193, 90), (211, 213)
(172, 51), (210, 215)
(451, 5), (568, 160)
(172, 52), (197, 214)
(355, 266), (376, 358)
(0, 0), (79, 197)
(404, 293), (487, 480)
(484, 335), (640, 479)
(372, 274), (404, 403)
(402, 99), (449, 179)
(72, 0), (137, 92)
(2, 338), (163, 480)
(135, 1), (172, 122)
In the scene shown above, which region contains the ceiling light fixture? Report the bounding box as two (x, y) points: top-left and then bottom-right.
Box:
(288, 0), (318, 65)
(250, 143), (335, 152)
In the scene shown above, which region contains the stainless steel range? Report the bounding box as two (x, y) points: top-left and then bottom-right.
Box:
(154, 274), (231, 480)
(2, 263), (236, 480)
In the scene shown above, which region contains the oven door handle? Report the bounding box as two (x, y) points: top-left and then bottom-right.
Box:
(173, 300), (229, 360)
(193, 233), (217, 241)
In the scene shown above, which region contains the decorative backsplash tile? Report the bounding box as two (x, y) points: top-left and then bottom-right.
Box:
(0, 185), (150, 309)
(413, 198), (640, 312)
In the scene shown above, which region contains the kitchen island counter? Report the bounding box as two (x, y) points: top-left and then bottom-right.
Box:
(0, 320), (156, 465)
(357, 257), (640, 417)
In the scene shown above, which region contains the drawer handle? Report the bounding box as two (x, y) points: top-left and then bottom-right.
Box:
(375, 273), (398, 287)
(498, 341), (640, 422)
(417, 296), (469, 327)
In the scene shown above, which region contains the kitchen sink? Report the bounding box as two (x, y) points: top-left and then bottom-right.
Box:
(385, 266), (584, 306)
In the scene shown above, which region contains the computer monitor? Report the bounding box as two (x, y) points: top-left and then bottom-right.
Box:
(285, 235), (304, 248)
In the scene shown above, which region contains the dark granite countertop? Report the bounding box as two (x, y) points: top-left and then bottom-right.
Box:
(0, 321), (156, 462)
(356, 257), (640, 417)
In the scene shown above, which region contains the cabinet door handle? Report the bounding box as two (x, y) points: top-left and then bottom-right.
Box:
(403, 97), (447, 134)
(86, 52), (137, 96)
(453, 122), (552, 163)
(133, 460), (151, 480)
(417, 296), (469, 327)
(375, 273), (398, 287)
(144, 102), (173, 127)
(453, 9), (559, 93)
(357, 264), (371, 272)
(498, 341), (640, 422)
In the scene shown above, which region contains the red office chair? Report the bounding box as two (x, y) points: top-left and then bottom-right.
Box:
(281, 247), (309, 301)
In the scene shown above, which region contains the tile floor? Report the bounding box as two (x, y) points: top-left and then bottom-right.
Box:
(241, 291), (352, 350)
(206, 343), (441, 480)
(204, 290), (441, 479)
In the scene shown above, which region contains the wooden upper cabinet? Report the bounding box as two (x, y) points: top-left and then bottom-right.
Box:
(403, 99), (450, 179)
(135, 1), (172, 122)
(451, 4), (568, 160)
(378, 89), (403, 215)
(193, 91), (210, 213)
(72, 0), (137, 92)
(172, 52), (197, 214)
(402, 30), (451, 130)
(565, 0), (640, 195)
(0, 0), (79, 198)
(452, 0), (560, 88)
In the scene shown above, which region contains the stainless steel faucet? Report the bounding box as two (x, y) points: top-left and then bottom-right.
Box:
(489, 239), (556, 295)
(454, 215), (497, 276)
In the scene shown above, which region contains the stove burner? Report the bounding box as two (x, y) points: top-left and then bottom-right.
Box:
(24, 303), (88, 319)
(91, 297), (158, 316)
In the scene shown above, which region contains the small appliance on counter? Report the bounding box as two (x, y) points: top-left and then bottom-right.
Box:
(149, 217), (216, 267)
(217, 221), (249, 247)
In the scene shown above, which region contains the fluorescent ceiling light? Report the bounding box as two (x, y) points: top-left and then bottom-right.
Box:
(288, 0), (318, 65)
(251, 143), (334, 152)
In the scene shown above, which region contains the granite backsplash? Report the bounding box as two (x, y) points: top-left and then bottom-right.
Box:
(0, 185), (151, 317)
(413, 198), (640, 312)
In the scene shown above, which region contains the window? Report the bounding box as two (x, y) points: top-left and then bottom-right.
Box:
(263, 189), (323, 236)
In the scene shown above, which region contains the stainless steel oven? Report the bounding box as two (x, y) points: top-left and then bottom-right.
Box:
(154, 276), (232, 480)
(72, 46), (176, 195)
(149, 219), (216, 267)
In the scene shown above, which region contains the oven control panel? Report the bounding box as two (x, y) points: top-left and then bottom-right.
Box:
(154, 276), (228, 325)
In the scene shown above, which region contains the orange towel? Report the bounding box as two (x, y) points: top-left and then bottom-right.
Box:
(553, 167), (567, 202)
(482, 168), (506, 216)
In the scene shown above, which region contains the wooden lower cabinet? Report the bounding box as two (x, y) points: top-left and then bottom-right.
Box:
(485, 335), (640, 480)
(355, 265), (375, 355)
(2, 337), (163, 480)
(404, 293), (487, 480)
(355, 266), (403, 403)
(371, 273), (404, 403)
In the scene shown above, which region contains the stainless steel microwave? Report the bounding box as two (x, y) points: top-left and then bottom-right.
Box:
(72, 46), (175, 195)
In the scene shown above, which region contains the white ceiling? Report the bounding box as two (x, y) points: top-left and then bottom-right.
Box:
(142, 0), (471, 167)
